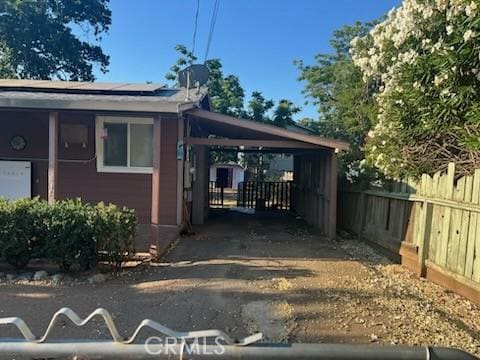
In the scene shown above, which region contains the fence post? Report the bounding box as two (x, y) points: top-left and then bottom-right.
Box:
(221, 186), (224, 208)
(417, 200), (433, 277)
(356, 192), (367, 239)
(438, 163), (455, 266)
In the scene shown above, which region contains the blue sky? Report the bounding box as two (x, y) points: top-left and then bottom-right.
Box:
(94, 0), (400, 120)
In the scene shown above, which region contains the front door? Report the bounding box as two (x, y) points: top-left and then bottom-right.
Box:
(216, 168), (229, 188)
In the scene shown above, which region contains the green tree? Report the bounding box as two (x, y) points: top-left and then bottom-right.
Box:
(211, 73), (245, 116)
(296, 21), (379, 185)
(166, 45), (245, 116)
(240, 91), (274, 180)
(165, 44), (197, 82)
(0, 0), (111, 81)
(297, 117), (318, 132)
(272, 99), (300, 127)
(166, 44), (246, 165)
(243, 91), (274, 123)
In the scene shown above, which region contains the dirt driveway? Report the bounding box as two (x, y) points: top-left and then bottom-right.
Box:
(0, 211), (479, 356)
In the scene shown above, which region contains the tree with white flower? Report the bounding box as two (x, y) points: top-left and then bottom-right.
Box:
(352, 0), (480, 178)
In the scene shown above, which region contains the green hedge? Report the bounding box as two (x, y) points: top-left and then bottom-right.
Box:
(0, 198), (136, 271)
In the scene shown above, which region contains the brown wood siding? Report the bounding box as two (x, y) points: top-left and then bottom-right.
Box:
(0, 110), (179, 225)
(158, 117), (178, 225)
(0, 110), (49, 198)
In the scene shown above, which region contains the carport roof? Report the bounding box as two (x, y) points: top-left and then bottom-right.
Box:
(186, 108), (349, 151)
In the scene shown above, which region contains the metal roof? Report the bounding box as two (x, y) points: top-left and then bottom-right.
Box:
(0, 79), (207, 113)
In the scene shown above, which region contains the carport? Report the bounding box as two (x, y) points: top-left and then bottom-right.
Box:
(183, 109), (348, 239)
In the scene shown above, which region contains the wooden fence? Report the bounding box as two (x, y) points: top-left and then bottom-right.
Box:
(338, 163), (480, 303)
(238, 181), (292, 210)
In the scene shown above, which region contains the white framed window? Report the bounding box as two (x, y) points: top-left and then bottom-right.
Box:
(96, 116), (154, 174)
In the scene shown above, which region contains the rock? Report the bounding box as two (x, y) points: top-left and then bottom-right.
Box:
(62, 275), (73, 283)
(16, 273), (33, 281)
(89, 273), (108, 284)
(69, 263), (82, 273)
(50, 274), (63, 284)
(0, 272), (5, 280)
(6, 274), (15, 281)
(33, 270), (49, 281)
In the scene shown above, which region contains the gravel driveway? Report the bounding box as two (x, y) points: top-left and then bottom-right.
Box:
(0, 211), (479, 357)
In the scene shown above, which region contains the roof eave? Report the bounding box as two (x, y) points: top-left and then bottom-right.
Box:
(187, 108), (349, 151)
(0, 98), (189, 114)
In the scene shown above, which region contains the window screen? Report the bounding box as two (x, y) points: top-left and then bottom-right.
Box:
(104, 123), (128, 166)
(130, 124), (153, 167)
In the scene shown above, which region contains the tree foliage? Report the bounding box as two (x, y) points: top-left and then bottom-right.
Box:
(165, 44), (196, 81)
(0, 0), (111, 81)
(243, 91), (274, 123)
(352, 0), (480, 178)
(296, 22), (379, 185)
(272, 99), (301, 127)
(166, 45), (245, 116)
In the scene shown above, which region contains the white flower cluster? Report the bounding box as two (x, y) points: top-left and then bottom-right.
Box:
(350, 0), (480, 175)
(345, 159), (367, 183)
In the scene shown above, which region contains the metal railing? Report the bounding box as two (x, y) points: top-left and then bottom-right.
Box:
(0, 308), (477, 360)
(238, 181), (293, 210)
(209, 181), (224, 208)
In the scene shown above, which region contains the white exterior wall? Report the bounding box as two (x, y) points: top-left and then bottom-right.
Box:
(209, 166), (217, 183)
(232, 166), (245, 190)
(209, 164), (245, 190)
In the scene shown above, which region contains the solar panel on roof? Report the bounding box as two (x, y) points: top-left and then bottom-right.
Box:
(0, 79), (50, 86)
(71, 82), (129, 91)
(113, 83), (165, 91)
(13, 81), (81, 89)
(0, 79), (166, 95)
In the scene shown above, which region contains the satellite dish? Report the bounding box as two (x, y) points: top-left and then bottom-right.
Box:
(178, 64), (210, 88)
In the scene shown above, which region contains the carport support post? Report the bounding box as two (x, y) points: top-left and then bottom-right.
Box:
(48, 111), (58, 204)
(150, 115), (162, 256)
(327, 150), (338, 240)
(192, 145), (208, 225)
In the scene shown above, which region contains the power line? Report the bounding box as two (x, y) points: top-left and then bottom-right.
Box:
(204, 0), (220, 62)
(192, 0), (200, 56)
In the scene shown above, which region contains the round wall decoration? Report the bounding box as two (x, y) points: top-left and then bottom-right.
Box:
(10, 135), (27, 151)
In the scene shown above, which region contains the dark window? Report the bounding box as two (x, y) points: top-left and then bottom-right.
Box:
(104, 123), (127, 166)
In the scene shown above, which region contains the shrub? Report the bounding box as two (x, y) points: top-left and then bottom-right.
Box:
(92, 202), (136, 271)
(351, 0), (480, 178)
(44, 199), (96, 272)
(0, 198), (48, 268)
(0, 198), (15, 266)
(0, 198), (137, 271)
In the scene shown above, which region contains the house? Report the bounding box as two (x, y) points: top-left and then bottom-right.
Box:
(209, 162), (245, 190)
(0, 79), (348, 256)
